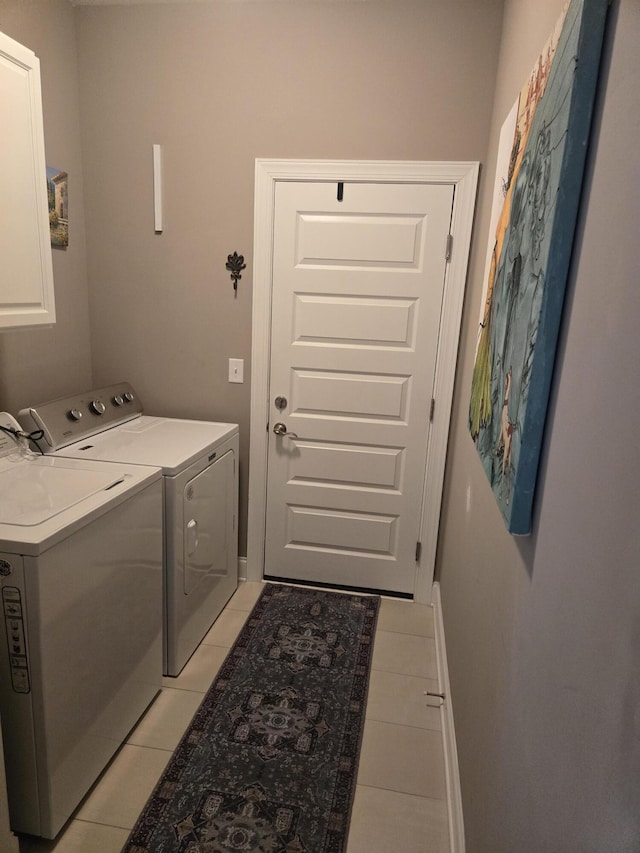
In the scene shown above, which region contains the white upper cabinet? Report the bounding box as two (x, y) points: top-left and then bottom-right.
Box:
(0, 31), (55, 329)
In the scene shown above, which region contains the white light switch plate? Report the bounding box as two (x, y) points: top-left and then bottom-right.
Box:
(228, 358), (244, 383)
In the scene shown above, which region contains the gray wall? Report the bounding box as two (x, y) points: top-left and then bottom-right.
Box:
(4, 1), (636, 850)
(0, 0), (93, 413)
(437, 0), (640, 850)
(72, 0), (503, 555)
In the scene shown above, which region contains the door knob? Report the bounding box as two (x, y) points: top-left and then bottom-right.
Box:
(273, 422), (298, 438)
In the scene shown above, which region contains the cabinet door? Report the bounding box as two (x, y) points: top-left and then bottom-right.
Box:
(0, 31), (55, 329)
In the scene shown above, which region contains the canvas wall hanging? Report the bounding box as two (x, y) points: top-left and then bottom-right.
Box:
(469, 0), (609, 534)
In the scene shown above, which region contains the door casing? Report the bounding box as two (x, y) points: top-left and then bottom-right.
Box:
(248, 159), (478, 604)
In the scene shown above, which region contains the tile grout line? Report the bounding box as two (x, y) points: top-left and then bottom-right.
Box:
(72, 817), (133, 832)
(374, 628), (436, 641)
(364, 715), (442, 733)
(353, 780), (448, 802)
(362, 717), (444, 735)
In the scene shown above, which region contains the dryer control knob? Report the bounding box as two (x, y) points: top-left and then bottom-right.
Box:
(68, 408), (83, 421)
(90, 400), (106, 415)
(112, 395), (124, 407)
(123, 391), (134, 403)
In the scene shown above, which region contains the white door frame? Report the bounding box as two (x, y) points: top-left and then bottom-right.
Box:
(247, 159), (478, 604)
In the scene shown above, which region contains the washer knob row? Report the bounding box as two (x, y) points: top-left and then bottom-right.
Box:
(67, 390), (135, 421)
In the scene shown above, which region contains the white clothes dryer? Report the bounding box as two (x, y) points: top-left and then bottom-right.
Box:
(0, 413), (163, 839)
(20, 382), (239, 677)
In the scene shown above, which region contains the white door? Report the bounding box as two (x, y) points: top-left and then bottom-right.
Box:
(264, 179), (454, 595)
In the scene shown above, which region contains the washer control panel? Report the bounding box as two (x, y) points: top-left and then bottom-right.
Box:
(3, 586), (30, 694)
(17, 382), (143, 451)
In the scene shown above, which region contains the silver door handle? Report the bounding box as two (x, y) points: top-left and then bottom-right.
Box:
(273, 422), (298, 438)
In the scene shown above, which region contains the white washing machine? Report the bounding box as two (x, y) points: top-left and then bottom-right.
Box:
(0, 412), (163, 839)
(19, 382), (239, 677)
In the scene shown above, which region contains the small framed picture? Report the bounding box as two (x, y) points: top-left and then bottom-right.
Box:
(46, 167), (68, 247)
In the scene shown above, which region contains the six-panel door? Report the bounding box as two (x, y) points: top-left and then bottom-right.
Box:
(264, 180), (454, 594)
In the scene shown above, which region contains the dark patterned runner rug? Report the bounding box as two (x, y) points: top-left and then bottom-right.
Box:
(123, 583), (380, 853)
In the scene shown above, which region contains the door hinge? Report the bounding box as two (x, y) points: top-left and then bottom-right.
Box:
(445, 234), (453, 261)
(429, 398), (435, 422)
(415, 541), (422, 562)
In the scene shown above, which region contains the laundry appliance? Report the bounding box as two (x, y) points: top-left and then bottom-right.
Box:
(19, 382), (239, 677)
(0, 412), (163, 838)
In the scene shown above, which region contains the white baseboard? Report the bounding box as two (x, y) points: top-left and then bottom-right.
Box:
(432, 581), (465, 853)
(238, 556), (248, 581)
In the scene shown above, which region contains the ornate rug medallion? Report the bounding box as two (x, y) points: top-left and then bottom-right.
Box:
(173, 783), (308, 853)
(123, 584), (379, 853)
(264, 623), (345, 671)
(228, 686), (329, 761)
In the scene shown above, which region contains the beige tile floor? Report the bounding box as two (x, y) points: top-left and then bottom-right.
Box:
(18, 582), (450, 853)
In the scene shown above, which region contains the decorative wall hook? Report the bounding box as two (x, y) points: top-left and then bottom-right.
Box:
(226, 252), (246, 291)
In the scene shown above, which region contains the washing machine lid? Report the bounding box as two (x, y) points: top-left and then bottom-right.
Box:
(52, 416), (238, 476)
(0, 461), (127, 526)
(0, 416), (161, 554)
